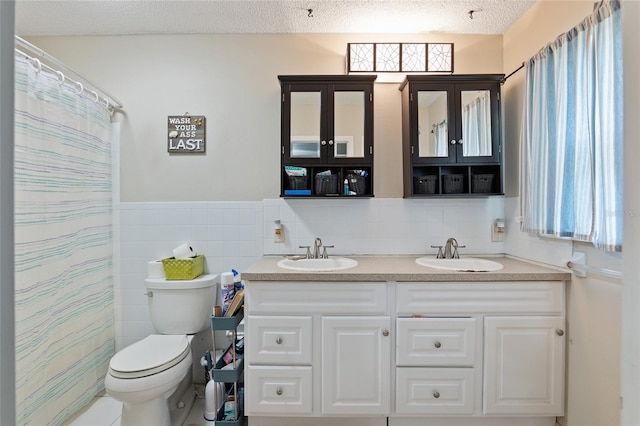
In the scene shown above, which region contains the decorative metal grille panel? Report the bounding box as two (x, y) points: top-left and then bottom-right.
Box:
(349, 43), (374, 72)
(428, 43), (453, 72)
(347, 42), (453, 73)
(376, 43), (400, 72)
(402, 43), (426, 72)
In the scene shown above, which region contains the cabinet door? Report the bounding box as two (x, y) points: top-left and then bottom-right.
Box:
(321, 316), (391, 415)
(454, 82), (501, 164)
(283, 81), (373, 165)
(484, 316), (565, 415)
(410, 82), (457, 165)
(283, 83), (327, 165)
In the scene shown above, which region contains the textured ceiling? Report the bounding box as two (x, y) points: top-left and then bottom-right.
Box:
(15, 0), (537, 36)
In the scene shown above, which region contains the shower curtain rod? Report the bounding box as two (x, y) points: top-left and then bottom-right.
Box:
(14, 36), (123, 111)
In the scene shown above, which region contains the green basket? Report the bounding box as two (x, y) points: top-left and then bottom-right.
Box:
(161, 254), (204, 280)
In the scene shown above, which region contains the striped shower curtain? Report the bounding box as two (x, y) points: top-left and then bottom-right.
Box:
(14, 56), (115, 425)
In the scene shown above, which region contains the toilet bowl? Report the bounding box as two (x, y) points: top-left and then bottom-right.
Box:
(104, 274), (217, 426)
(105, 335), (194, 426)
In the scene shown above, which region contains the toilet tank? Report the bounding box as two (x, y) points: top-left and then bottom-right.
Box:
(144, 274), (218, 334)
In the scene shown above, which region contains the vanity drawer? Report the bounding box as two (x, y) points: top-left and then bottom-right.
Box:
(247, 282), (388, 314)
(246, 366), (313, 415)
(247, 315), (312, 365)
(397, 317), (477, 367)
(396, 367), (475, 414)
(397, 282), (564, 315)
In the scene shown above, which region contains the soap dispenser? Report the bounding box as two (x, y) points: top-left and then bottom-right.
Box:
(274, 220), (284, 243)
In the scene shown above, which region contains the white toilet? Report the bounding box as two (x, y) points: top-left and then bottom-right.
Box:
(105, 274), (217, 426)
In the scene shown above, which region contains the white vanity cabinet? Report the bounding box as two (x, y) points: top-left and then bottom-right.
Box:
(243, 268), (567, 426)
(395, 281), (566, 421)
(245, 281), (391, 418)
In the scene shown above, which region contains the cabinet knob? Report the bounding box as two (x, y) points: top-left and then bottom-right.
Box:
(458, 139), (463, 144)
(433, 391), (440, 399)
(382, 330), (389, 337)
(328, 140), (334, 146)
(321, 140), (327, 146)
(434, 341), (442, 349)
(450, 139), (456, 145)
(276, 336), (283, 344)
(276, 387), (283, 396)
(556, 329), (565, 336)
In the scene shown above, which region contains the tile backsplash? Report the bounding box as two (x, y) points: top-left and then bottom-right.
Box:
(114, 197), (505, 350)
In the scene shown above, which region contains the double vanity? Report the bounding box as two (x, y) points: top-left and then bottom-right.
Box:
(242, 255), (570, 426)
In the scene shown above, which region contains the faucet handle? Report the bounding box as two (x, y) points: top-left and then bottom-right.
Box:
(321, 245), (334, 259)
(430, 245), (444, 259)
(299, 245), (311, 259)
(453, 245), (466, 259)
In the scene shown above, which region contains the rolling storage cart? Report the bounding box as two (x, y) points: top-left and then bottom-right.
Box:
(210, 310), (244, 425)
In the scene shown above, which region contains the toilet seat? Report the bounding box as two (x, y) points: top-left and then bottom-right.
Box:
(109, 335), (190, 379)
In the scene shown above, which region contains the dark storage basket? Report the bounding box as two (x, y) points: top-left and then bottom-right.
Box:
(414, 175), (437, 194)
(472, 174), (495, 193)
(442, 174), (465, 194)
(287, 175), (308, 190)
(315, 174), (338, 194)
(346, 174), (366, 195)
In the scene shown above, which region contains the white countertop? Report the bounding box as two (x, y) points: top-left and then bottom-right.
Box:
(242, 255), (571, 282)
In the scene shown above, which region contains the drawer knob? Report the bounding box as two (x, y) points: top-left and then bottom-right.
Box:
(276, 337), (283, 345)
(433, 391), (440, 399)
(556, 329), (565, 336)
(434, 341), (442, 349)
(276, 387), (283, 396)
(382, 330), (389, 337)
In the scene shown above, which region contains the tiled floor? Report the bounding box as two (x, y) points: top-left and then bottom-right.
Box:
(62, 385), (235, 426)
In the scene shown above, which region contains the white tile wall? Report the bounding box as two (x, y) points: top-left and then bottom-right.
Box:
(113, 197), (508, 350)
(263, 197), (506, 256)
(114, 201), (264, 350)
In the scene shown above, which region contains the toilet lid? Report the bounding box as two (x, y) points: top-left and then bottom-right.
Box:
(109, 335), (190, 379)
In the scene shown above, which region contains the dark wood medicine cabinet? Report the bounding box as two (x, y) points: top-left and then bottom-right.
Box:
(279, 75), (376, 198)
(400, 74), (505, 197)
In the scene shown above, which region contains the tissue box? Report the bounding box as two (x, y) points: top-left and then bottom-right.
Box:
(161, 255), (204, 280)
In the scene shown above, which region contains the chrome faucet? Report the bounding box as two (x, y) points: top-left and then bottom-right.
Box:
(442, 237), (466, 259)
(313, 237), (323, 259)
(443, 238), (458, 259)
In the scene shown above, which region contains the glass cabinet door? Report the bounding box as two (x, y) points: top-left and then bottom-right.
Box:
(289, 91), (322, 159)
(332, 91), (366, 159)
(460, 89), (493, 158)
(284, 82), (372, 164)
(416, 90), (450, 158)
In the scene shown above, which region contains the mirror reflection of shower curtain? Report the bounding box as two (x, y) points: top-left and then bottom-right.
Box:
(14, 56), (114, 425)
(434, 120), (448, 157)
(462, 94), (491, 156)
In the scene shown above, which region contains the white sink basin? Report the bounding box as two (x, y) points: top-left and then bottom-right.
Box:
(277, 257), (358, 272)
(416, 257), (504, 272)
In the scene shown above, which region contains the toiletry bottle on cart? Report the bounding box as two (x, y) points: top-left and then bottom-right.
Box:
(220, 272), (235, 316)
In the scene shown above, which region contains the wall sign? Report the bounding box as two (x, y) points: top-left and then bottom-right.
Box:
(167, 115), (206, 153)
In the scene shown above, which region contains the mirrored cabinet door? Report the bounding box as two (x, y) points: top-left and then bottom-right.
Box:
(333, 91), (366, 159)
(460, 88), (494, 159)
(290, 91), (322, 159)
(416, 90), (451, 159)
